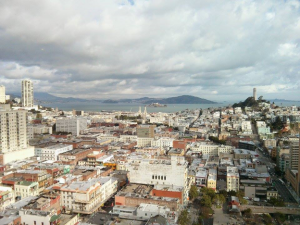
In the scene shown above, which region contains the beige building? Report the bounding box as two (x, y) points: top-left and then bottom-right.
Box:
(15, 181), (39, 199)
(137, 125), (155, 138)
(56, 117), (88, 136)
(207, 169), (217, 191)
(0, 85), (5, 103)
(0, 186), (15, 211)
(55, 177), (118, 214)
(0, 109), (27, 153)
(22, 79), (34, 107)
(227, 166), (239, 192)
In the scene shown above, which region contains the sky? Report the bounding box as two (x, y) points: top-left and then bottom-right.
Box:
(0, 0), (300, 101)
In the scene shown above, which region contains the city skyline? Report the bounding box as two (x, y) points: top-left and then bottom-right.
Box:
(0, 0), (300, 101)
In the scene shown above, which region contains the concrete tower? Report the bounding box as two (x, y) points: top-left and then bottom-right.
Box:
(253, 88), (257, 101)
(22, 80), (34, 107)
(0, 85), (5, 103)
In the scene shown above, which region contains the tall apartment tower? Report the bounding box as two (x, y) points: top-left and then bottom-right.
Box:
(22, 80), (34, 107)
(0, 85), (5, 103)
(253, 88), (257, 101)
(0, 109), (27, 153)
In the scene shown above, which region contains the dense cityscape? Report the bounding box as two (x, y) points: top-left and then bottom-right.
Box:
(1, 1), (300, 225)
(0, 80), (299, 225)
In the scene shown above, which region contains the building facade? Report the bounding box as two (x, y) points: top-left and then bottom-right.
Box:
(0, 85), (5, 103)
(56, 117), (88, 136)
(0, 109), (27, 153)
(22, 80), (34, 107)
(227, 166), (239, 192)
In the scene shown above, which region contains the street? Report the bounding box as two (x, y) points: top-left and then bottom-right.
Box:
(272, 179), (297, 203)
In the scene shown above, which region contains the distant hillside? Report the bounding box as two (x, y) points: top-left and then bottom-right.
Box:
(103, 95), (216, 104)
(268, 99), (300, 102)
(143, 95), (216, 104)
(9, 92), (216, 104)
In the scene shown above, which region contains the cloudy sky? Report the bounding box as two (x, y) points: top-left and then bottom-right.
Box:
(0, 0), (300, 101)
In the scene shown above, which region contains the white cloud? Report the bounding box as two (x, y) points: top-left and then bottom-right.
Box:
(0, 0), (299, 101)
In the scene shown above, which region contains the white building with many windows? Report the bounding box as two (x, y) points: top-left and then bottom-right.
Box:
(56, 117), (88, 136)
(41, 144), (73, 161)
(190, 142), (232, 156)
(126, 156), (189, 205)
(22, 79), (34, 107)
(227, 166), (240, 192)
(15, 181), (39, 199)
(56, 177), (118, 214)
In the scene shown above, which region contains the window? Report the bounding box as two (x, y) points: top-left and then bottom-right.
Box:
(152, 175), (154, 179)
(164, 176), (166, 180)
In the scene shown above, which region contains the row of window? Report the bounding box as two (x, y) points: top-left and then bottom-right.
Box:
(152, 175), (166, 180)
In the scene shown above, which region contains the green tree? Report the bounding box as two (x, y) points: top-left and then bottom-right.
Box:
(219, 190), (228, 198)
(36, 113), (43, 119)
(242, 208), (252, 218)
(189, 185), (199, 200)
(201, 187), (215, 199)
(200, 195), (212, 207)
(227, 190), (237, 196)
(177, 210), (191, 225)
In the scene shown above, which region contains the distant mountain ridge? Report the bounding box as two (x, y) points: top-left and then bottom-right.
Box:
(104, 95), (216, 104)
(8, 92), (216, 104)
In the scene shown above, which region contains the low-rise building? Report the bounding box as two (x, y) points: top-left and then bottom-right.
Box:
(0, 186), (15, 211)
(14, 181), (39, 199)
(227, 166), (239, 192)
(41, 144), (73, 161)
(207, 169), (217, 191)
(53, 177), (117, 214)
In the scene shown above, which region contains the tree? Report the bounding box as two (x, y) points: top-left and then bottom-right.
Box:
(227, 190), (236, 196)
(201, 187), (215, 199)
(219, 190), (228, 198)
(240, 199), (248, 205)
(200, 195), (212, 207)
(177, 210), (191, 225)
(189, 185), (199, 200)
(242, 208), (252, 218)
(236, 190), (245, 201)
(36, 113), (43, 119)
(268, 197), (285, 207)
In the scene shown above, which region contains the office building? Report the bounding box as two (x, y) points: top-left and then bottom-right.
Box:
(0, 85), (5, 103)
(56, 117), (88, 136)
(0, 107), (34, 164)
(40, 144), (73, 161)
(126, 156), (189, 205)
(137, 125), (155, 138)
(285, 137), (300, 196)
(22, 79), (34, 107)
(54, 177), (118, 214)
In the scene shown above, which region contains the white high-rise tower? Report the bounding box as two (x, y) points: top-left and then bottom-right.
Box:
(0, 85), (5, 103)
(22, 80), (34, 107)
(253, 88), (257, 101)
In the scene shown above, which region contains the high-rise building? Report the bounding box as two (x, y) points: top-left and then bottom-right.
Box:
(0, 109), (27, 153)
(0, 85), (5, 103)
(253, 88), (257, 101)
(22, 80), (34, 107)
(0, 105), (34, 164)
(285, 137), (300, 196)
